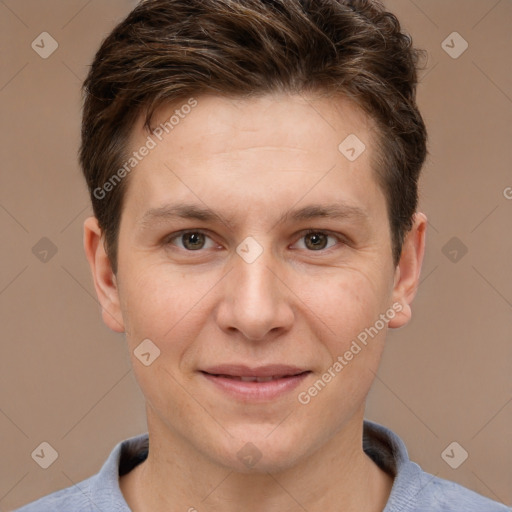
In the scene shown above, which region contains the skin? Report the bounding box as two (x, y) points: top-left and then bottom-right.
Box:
(84, 92), (427, 512)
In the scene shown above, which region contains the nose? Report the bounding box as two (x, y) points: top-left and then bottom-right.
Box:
(214, 240), (295, 342)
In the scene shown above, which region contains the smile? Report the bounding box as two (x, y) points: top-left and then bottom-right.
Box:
(199, 365), (311, 401)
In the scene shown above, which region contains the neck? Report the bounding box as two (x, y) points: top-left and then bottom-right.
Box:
(120, 411), (393, 512)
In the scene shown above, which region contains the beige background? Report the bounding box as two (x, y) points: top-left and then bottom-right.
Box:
(1, 0), (511, 509)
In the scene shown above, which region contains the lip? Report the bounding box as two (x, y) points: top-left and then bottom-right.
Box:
(200, 364), (311, 402)
(202, 364), (307, 378)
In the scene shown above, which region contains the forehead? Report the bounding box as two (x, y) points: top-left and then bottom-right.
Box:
(143, 93), (375, 161)
(121, 93), (385, 223)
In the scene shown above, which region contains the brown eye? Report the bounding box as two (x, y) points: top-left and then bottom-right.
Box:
(181, 232), (206, 250)
(166, 230), (215, 251)
(304, 232), (329, 250)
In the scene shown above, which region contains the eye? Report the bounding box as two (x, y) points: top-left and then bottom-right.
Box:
(163, 229), (345, 254)
(165, 230), (217, 251)
(293, 230), (341, 251)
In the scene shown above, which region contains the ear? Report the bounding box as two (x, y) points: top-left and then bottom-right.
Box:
(83, 216), (125, 333)
(388, 212), (427, 329)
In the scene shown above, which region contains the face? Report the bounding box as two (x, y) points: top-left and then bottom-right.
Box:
(85, 93), (425, 473)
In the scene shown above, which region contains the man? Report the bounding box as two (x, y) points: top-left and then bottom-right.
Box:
(15, 0), (510, 510)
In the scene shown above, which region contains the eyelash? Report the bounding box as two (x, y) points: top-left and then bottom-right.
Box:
(163, 229), (346, 254)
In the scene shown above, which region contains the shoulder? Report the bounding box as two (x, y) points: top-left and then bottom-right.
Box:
(420, 472), (510, 512)
(12, 475), (100, 512)
(391, 462), (511, 512)
(362, 420), (510, 512)
(11, 433), (148, 512)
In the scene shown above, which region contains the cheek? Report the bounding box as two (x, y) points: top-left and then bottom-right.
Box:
(118, 262), (208, 344)
(118, 267), (207, 412)
(297, 267), (387, 346)
(296, 268), (389, 403)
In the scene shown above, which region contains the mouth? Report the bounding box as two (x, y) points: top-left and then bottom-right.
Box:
(204, 374), (304, 382)
(199, 365), (311, 401)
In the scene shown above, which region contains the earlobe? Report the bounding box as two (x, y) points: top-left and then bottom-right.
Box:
(83, 216), (125, 333)
(388, 212), (427, 329)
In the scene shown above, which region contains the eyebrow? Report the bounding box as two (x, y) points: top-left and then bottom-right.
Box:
(138, 202), (368, 231)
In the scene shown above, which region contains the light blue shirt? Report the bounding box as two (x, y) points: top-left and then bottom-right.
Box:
(14, 419), (511, 511)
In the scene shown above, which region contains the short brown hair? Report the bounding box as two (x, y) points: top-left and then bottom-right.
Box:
(80, 0), (427, 274)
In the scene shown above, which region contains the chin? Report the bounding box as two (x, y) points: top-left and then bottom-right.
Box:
(212, 425), (311, 474)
